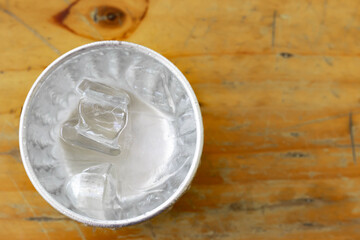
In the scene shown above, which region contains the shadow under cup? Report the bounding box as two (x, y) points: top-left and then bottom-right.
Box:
(19, 41), (203, 228)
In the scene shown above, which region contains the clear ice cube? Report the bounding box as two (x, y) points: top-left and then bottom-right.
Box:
(65, 163), (120, 219)
(61, 80), (130, 155)
(178, 111), (196, 136)
(125, 59), (175, 115)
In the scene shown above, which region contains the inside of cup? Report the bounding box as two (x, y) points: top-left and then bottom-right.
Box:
(22, 43), (198, 221)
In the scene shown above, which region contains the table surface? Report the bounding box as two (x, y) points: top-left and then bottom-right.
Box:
(1, 0), (360, 239)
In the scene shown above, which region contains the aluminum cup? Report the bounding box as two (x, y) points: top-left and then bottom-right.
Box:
(19, 41), (203, 227)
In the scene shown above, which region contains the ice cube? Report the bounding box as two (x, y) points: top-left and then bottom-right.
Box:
(178, 111), (196, 136)
(77, 79), (130, 109)
(125, 59), (175, 115)
(61, 80), (130, 155)
(65, 163), (120, 219)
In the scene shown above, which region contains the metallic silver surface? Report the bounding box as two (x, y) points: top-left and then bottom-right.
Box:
(19, 41), (203, 228)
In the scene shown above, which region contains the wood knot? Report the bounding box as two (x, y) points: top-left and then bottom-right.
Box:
(91, 6), (126, 27)
(53, 0), (149, 40)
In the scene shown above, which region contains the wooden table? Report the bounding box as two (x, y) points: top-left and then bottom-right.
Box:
(1, 0), (360, 239)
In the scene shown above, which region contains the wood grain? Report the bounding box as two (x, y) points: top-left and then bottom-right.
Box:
(1, 0), (360, 239)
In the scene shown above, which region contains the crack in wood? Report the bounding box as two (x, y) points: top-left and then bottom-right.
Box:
(349, 112), (356, 164)
(271, 10), (277, 47)
(0, 7), (60, 55)
(26, 216), (69, 222)
(229, 198), (324, 212)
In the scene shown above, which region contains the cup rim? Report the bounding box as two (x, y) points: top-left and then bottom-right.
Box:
(19, 41), (204, 228)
